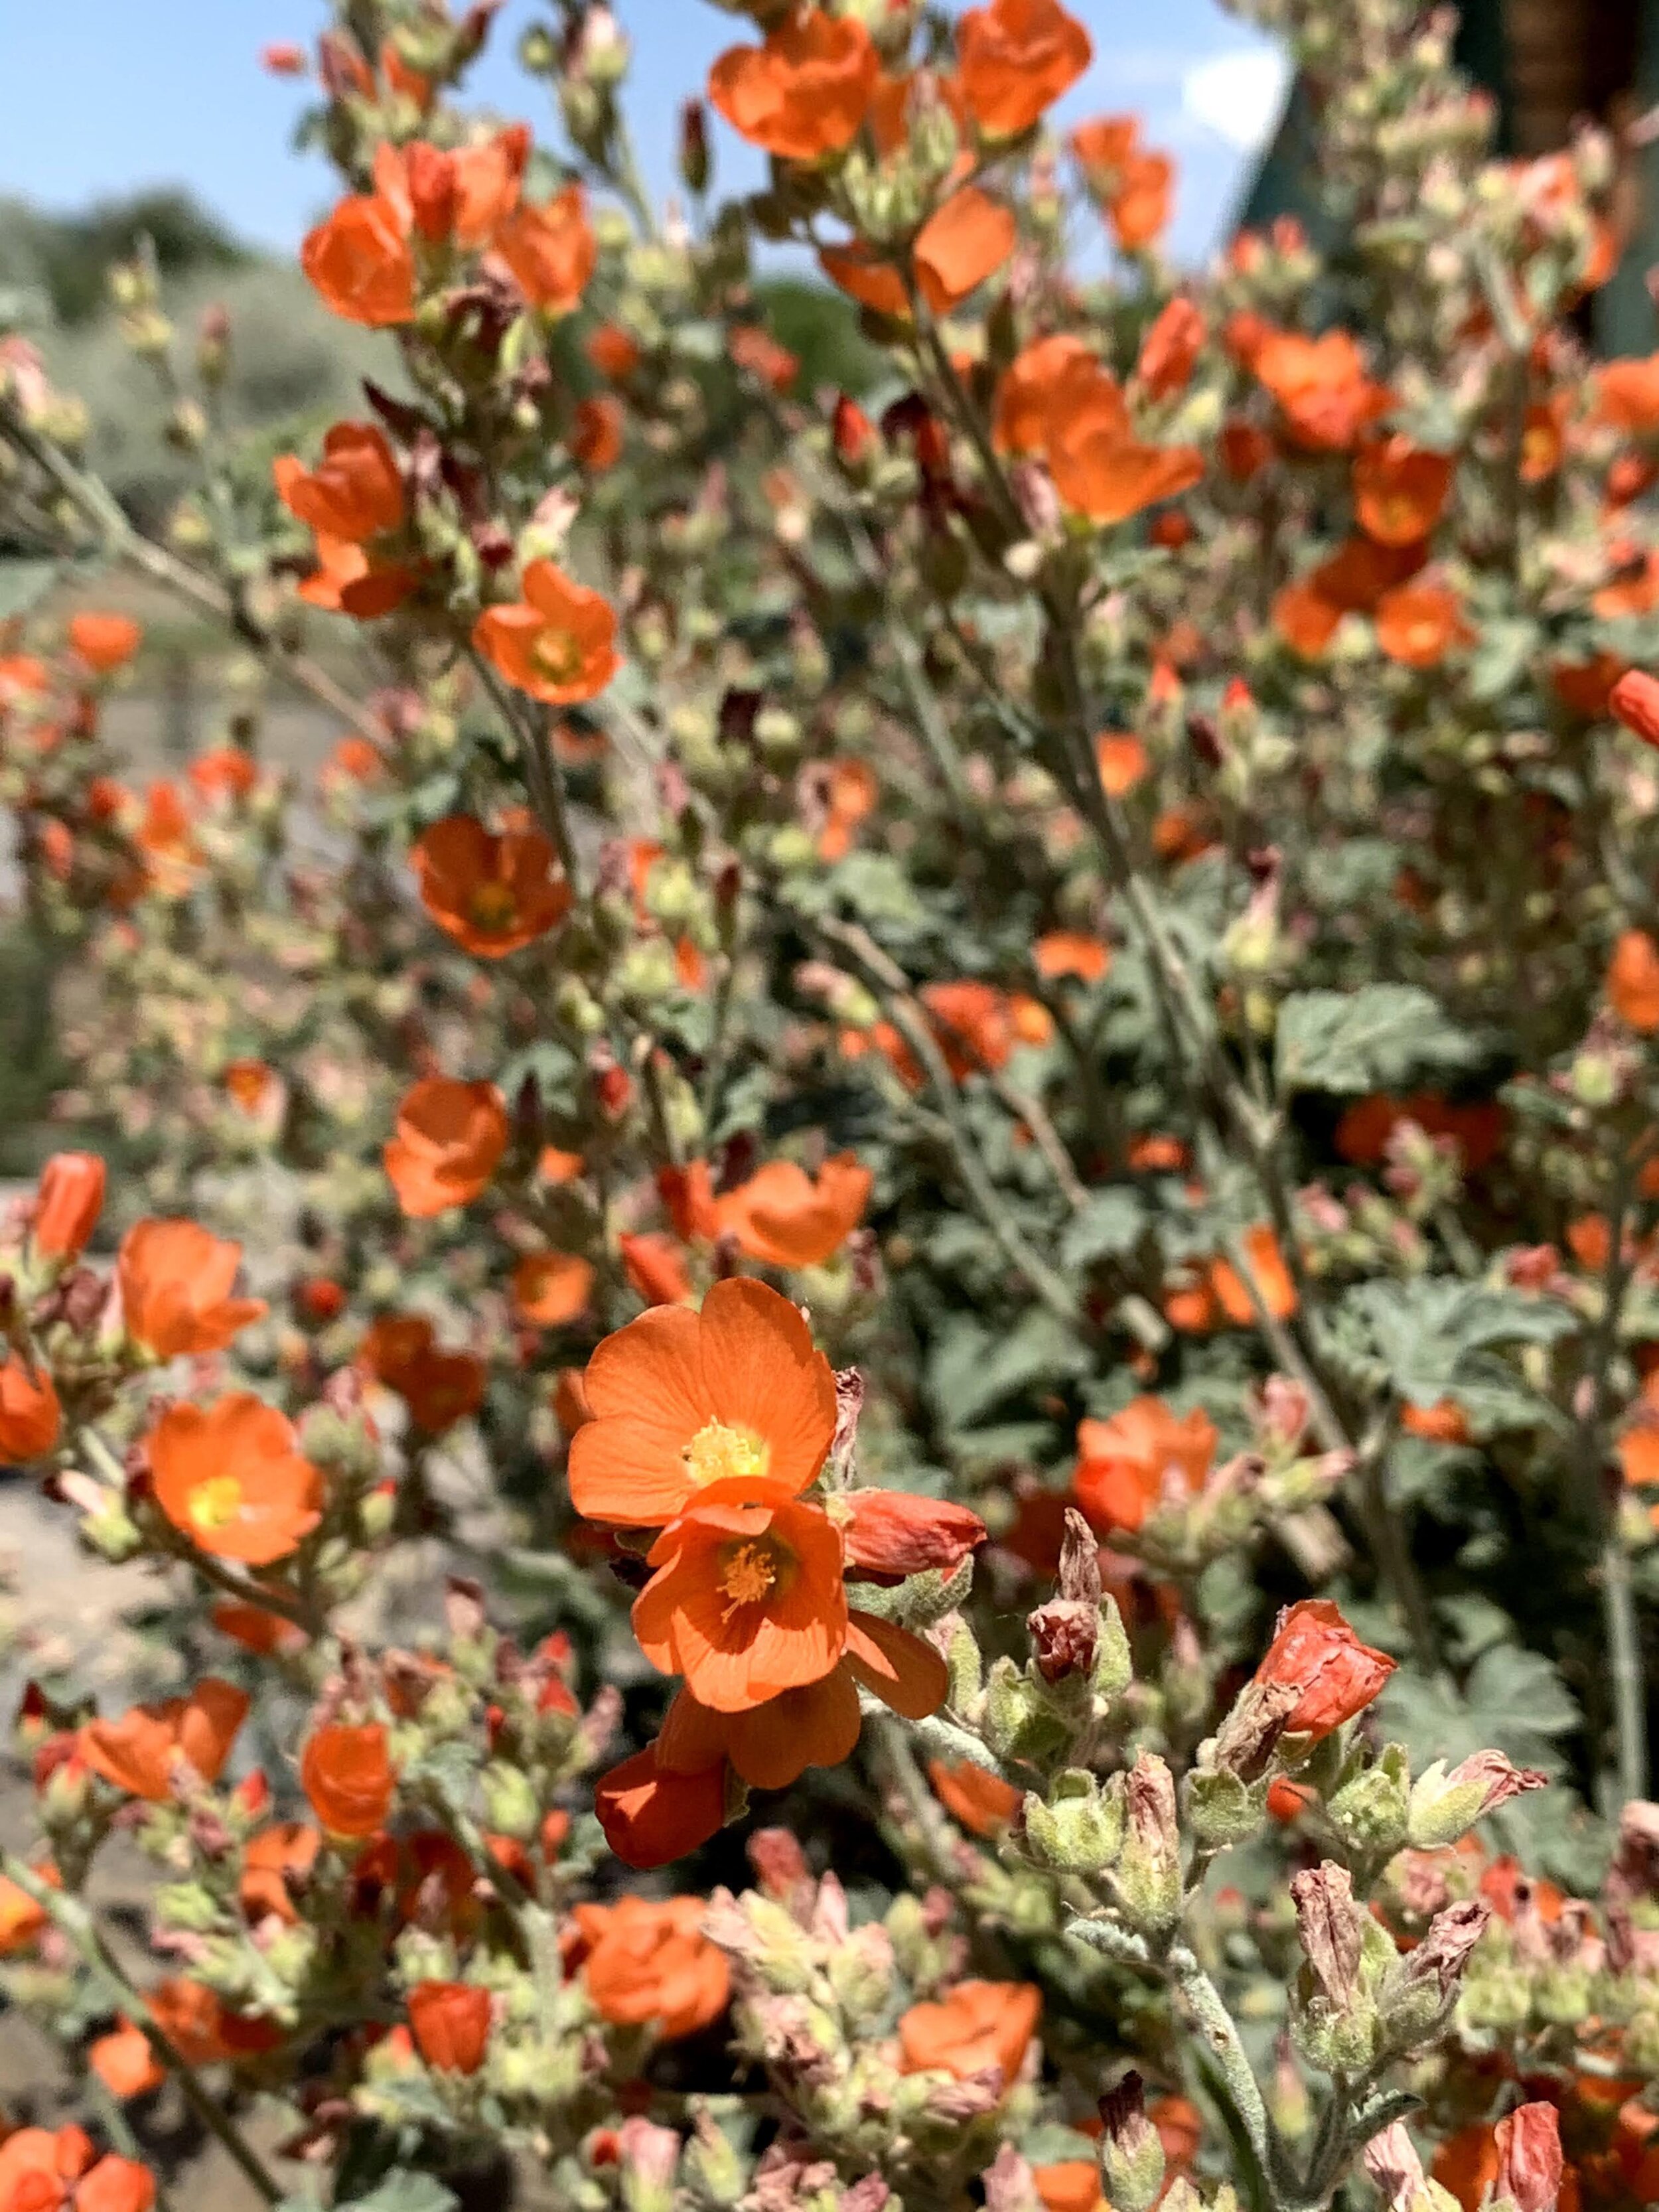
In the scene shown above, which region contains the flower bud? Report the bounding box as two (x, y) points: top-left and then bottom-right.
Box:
(1098, 2071), (1165, 2212)
(983, 1656), (1070, 1766)
(1289, 1862), (1382, 2075)
(31, 1153), (106, 1261)
(1023, 1769), (1123, 1874)
(480, 1761), (540, 1842)
(680, 99), (711, 195)
(1325, 1743), (1410, 1860)
(1406, 1750), (1550, 1850)
(1112, 1753), (1181, 1939)
(683, 2109), (745, 2207)
(618, 2117), (680, 2212)
(1182, 1767), (1263, 1850)
(1382, 1898), (1492, 2050)
(1494, 2102), (1564, 2212)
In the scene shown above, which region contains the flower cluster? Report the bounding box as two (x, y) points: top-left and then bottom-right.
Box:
(4, 0), (1659, 2205)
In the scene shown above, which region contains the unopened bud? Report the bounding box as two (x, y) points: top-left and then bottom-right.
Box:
(1493, 2102), (1564, 2212)
(618, 2117), (680, 2212)
(680, 98), (711, 194)
(1406, 1751), (1550, 1850)
(1023, 1769), (1123, 1874)
(1098, 2072), (1165, 2212)
(1112, 1753), (1181, 1938)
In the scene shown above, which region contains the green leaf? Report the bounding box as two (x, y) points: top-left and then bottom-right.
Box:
(1274, 985), (1479, 1096)
(927, 1309), (1089, 1431)
(0, 558), (58, 620)
(1059, 1189), (1147, 1268)
(1338, 1278), (1574, 1412)
(1380, 1640), (1578, 1777)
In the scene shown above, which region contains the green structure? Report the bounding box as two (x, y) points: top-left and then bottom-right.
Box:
(1240, 0), (1659, 354)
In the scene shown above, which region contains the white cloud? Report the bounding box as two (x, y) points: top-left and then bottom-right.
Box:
(1181, 46), (1291, 154)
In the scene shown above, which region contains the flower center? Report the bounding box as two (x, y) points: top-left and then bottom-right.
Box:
(467, 881), (519, 933)
(682, 1419), (770, 1489)
(717, 1540), (778, 1613)
(190, 1475), (246, 1532)
(531, 628), (583, 684)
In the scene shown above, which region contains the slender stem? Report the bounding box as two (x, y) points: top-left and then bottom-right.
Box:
(467, 648), (582, 893)
(0, 400), (384, 745)
(1, 1856), (283, 2205)
(1167, 1942), (1275, 2183)
(1572, 1153), (1648, 1808)
(816, 917), (1078, 1323)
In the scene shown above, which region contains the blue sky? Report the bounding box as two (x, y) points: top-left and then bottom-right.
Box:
(1, 2), (1288, 264)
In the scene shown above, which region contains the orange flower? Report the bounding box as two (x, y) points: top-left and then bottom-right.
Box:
(593, 1743), (729, 1869)
(1137, 297), (1204, 397)
(620, 1232), (695, 1309)
(897, 1978), (1041, 2088)
(707, 10), (877, 161)
(1046, 362), (1203, 525)
(1432, 2124), (1501, 2212)
(360, 1316), (483, 1434)
(928, 1757), (1023, 1836)
(1273, 577), (1344, 659)
(1209, 1224), (1299, 1325)
(836, 1489), (986, 1583)
(190, 747), (259, 805)
(1108, 151), (1174, 252)
(1253, 329), (1391, 452)
(1400, 1398), (1471, 1445)
(149, 1394), (323, 1567)
(1035, 932), (1111, 983)
(301, 1720), (396, 1838)
(715, 1154), (873, 1268)
(473, 561), (620, 705)
(301, 191), (415, 325)
(729, 325), (800, 394)
(1354, 435), (1453, 546)
(1612, 668), (1659, 747)
(1070, 115), (1140, 182)
(571, 392), (625, 471)
(570, 1277), (837, 1527)
(574, 1896), (731, 2037)
(0, 1870), (48, 1954)
(632, 1480), (847, 1710)
(1096, 732), (1150, 796)
(117, 1219), (266, 1357)
(922, 979), (1018, 1076)
(958, 0), (1092, 137)
(297, 532), (417, 619)
(273, 421), (403, 542)
(993, 333), (1097, 456)
(80, 1679), (249, 1803)
(240, 1821), (321, 1925)
(384, 1076), (508, 1218)
(818, 246), (910, 319)
(818, 757), (878, 859)
(0, 1357), (60, 1466)
(1252, 1599), (1396, 1738)
(913, 188), (1017, 312)
(89, 2021), (165, 2101)
(1608, 930), (1659, 1032)
(512, 1250), (595, 1327)
(408, 1982), (492, 2074)
(1072, 1397), (1217, 1535)
(68, 612), (143, 674)
(1594, 354), (1659, 433)
(492, 184), (596, 314)
(0, 2130), (154, 2212)
(411, 814), (570, 958)
(597, 1611), (944, 1868)
(146, 1979), (279, 2064)
(587, 324), (642, 380)
(1374, 580), (1469, 668)
(373, 129), (527, 247)
(1034, 2166), (1104, 2212)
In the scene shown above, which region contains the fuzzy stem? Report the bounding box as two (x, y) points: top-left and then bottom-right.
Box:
(1, 1855), (283, 2205)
